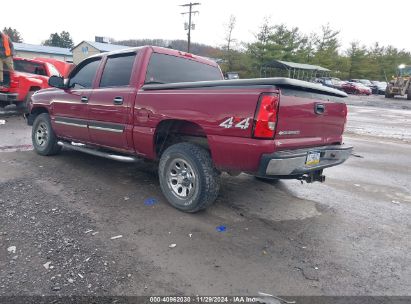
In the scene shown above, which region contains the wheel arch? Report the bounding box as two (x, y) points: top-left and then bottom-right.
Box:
(27, 106), (49, 126)
(154, 119), (209, 159)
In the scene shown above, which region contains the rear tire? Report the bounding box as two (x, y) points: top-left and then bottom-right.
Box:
(32, 113), (62, 156)
(158, 142), (220, 213)
(407, 88), (411, 100)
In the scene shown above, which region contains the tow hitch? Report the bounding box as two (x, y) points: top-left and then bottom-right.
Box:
(299, 170), (325, 183)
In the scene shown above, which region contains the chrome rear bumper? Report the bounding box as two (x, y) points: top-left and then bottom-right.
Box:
(258, 145), (353, 176)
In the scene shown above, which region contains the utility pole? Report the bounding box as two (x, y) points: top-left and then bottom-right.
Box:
(180, 2), (200, 53)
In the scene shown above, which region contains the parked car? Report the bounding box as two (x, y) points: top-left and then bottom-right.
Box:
(350, 79), (378, 94)
(371, 81), (387, 95)
(225, 72), (240, 80)
(317, 77), (345, 90)
(0, 57), (73, 112)
(27, 46), (352, 213)
(341, 81), (372, 95)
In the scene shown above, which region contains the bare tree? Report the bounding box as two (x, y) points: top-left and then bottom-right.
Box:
(224, 15), (237, 52)
(223, 15), (237, 71)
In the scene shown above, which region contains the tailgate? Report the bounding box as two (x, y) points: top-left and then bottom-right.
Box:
(275, 88), (347, 149)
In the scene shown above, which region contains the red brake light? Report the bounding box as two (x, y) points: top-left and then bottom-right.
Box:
(253, 93), (279, 138)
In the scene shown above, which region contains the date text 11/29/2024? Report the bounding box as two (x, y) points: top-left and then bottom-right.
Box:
(149, 296), (260, 303)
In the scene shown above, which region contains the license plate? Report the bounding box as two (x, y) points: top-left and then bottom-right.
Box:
(306, 151), (321, 166)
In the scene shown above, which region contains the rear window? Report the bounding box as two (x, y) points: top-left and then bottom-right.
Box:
(100, 53), (136, 87)
(13, 59), (47, 76)
(145, 53), (222, 84)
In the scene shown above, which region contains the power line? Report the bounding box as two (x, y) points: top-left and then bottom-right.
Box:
(180, 2), (200, 53)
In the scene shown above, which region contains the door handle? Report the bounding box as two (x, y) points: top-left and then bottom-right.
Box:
(81, 96), (88, 103)
(113, 97), (124, 105)
(314, 103), (325, 114)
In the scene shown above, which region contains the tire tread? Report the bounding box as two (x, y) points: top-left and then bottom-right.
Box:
(32, 113), (61, 156)
(159, 142), (220, 212)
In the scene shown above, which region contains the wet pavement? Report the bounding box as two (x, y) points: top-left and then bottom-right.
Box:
(347, 105), (411, 142)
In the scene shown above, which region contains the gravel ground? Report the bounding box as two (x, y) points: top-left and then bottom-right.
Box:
(345, 94), (411, 110)
(0, 95), (410, 298)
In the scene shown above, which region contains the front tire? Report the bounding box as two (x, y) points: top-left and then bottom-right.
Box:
(32, 113), (62, 156)
(158, 143), (220, 213)
(407, 88), (411, 100)
(385, 87), (394, 98)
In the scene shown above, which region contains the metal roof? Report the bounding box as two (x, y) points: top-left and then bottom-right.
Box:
(81, 41), (130, 52)
(263, 60), (330, 72)
(14, 43), (72, 56)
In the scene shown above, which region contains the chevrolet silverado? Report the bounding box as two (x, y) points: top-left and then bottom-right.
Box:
(27, 46), (352, 212)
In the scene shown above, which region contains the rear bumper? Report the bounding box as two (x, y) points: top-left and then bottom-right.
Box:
(0, 92), (18, 102)
(257, 144), (353, 177)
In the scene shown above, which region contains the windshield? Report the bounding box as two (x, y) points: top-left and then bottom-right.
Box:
(356, 83), (369, 89)
(398, 66), (411, 77)
(331, 78), (344, 86)
(46, 63), (61, 77)
(359, 79), (372, 85)
(13, 59), (47, 76)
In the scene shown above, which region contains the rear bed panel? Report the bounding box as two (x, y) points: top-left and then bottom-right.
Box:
(134, 86), (276, 159)
(136, 87), (272, 138)
(138, 78), (348, 171)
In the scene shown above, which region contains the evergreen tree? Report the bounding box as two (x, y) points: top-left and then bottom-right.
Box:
(43, 31), (74, 48)
(2, 27), (23, 42)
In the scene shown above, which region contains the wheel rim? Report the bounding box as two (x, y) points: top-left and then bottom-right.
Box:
(166, 158), (196, 202)
(35, 122), (49, 147)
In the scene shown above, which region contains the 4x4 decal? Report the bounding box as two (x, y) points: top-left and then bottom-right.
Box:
(219, 117), (251, 130)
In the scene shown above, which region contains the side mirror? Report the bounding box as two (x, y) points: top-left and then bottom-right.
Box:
(48, 75), (65, 89)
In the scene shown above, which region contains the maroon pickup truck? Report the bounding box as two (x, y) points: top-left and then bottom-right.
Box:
(28, 46), (352, 212)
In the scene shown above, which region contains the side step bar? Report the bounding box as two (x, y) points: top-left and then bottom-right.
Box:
(57, 141), (139, 163)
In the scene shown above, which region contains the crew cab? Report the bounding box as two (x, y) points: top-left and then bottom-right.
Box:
(0, 57), (72, 112)
(27, 46), (352, 212)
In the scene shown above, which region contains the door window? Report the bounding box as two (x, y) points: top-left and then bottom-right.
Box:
(99, 53), (136, 88)
(68, 58), (101, 89)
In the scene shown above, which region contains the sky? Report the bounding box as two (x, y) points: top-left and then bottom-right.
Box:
(2, 0), (411, 52)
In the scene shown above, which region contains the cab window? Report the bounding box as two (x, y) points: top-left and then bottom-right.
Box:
(68, 58), (101, 89)
(99, 53), (136, 88)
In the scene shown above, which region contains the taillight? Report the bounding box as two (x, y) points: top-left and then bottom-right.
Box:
(253, 93), (279, 138)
